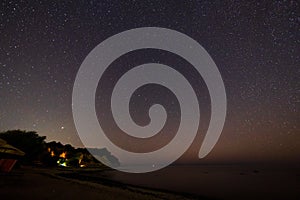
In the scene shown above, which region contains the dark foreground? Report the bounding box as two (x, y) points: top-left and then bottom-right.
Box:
(1, 165), (299, 200)
(0, 167), (203, 200)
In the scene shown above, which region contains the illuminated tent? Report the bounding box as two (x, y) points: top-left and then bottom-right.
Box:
(0, 138), (25, 172)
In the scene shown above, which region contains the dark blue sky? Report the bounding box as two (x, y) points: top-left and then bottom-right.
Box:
(0, 0), (299, 163)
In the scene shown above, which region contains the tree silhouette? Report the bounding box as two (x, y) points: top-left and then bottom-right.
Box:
(0, 130), (120, 167)
(0, 130), (46, 164)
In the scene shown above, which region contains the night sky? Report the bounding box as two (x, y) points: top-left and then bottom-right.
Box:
(0, 0), (299, 164)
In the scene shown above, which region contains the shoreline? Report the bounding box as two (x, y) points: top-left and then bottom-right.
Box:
(0, 166), (206, 200)
(1, 164), (299, 200)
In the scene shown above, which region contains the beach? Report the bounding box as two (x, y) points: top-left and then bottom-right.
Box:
(1, 165), (299, 200)
(0, 166), (201, 200)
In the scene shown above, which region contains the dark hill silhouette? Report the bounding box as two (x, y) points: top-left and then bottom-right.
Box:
(87, 148), (120, 168)
(0, 130), (120, 168)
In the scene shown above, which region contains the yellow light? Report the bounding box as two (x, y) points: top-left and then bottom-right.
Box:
(59, 152), (66, 159)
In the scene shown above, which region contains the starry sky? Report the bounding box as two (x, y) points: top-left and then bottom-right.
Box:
(0, 0), (299, 164)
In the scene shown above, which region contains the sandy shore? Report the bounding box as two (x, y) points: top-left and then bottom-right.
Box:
(0, 167), (202, 200)
(1, 165), (299, 200)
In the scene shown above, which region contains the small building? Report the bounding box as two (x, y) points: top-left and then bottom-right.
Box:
(0, 138), (25, 173)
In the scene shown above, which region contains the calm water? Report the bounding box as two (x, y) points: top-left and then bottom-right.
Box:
(100, 164), (300, 200)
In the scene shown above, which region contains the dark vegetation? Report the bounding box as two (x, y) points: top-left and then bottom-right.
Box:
(0, 130), (119, 168)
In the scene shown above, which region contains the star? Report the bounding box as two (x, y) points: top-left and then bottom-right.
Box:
(0, 0), (298, 163)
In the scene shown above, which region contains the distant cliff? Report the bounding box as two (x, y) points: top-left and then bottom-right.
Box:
(87, 148), (120, 168)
